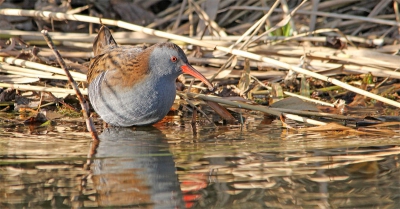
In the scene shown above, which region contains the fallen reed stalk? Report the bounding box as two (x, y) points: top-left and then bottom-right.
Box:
(0, 83), (88, 94)
(0, 63), (74, 81)
(179, 91), (327, 126)
(0, 57), (87, 81)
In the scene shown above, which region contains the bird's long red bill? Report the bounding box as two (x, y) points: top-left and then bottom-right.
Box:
(181, 64), (214, 91)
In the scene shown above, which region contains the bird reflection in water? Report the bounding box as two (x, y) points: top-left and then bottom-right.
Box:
(88, 127), (185, 208)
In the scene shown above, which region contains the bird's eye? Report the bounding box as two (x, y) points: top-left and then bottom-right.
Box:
(170, 56), (178, 62)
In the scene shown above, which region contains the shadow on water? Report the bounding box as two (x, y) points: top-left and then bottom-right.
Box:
(0, 117), (400, 208)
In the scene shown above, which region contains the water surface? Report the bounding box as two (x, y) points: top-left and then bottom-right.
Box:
(0, 117), (399, 208)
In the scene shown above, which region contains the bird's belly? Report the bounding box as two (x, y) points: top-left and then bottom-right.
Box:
(89, 74), (176, 126)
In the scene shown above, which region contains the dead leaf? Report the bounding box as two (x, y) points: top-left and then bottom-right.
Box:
(300, 122), (353, 132)
(205, 101), (236, 122)
(348, 94), (366, 107)
(271, 97), (320, 112)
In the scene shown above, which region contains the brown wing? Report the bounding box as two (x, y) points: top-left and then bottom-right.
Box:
(87, 46), (152, 87)
(88, 25), (152, 86)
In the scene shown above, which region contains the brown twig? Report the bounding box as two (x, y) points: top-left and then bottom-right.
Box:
(41, 30), (99, 142)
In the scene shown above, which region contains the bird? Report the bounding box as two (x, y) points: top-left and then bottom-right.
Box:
(87, 26), (213, 127)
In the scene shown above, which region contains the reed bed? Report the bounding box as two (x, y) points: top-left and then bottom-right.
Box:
(0, 0), (399, 132)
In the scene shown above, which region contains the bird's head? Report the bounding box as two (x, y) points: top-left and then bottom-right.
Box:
(148, 43), (213, 91)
